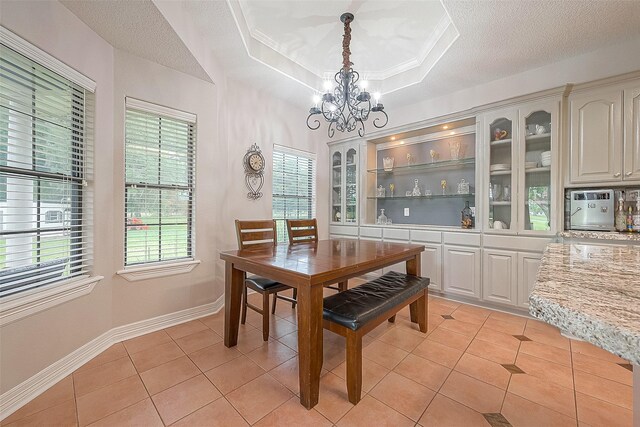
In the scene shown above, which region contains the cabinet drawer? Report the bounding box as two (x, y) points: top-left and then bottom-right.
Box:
(359, 227), (382, 238)
(411, 230), (442, 243)
(483, 235), (550, 252)
(383, 228), (410, 241)
(329, 225), (359, 236)
(443, 232), (481, 247)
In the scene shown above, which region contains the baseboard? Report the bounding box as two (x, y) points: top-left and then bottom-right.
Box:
(0, 295), (224, 421)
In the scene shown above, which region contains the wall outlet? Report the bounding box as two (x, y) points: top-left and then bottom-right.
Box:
(404, 208), (410, 216)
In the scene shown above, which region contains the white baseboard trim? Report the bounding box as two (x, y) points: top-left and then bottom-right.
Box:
(0, 295), (224, 421)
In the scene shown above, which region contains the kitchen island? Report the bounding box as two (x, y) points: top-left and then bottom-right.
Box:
(529, 243), (640, 426)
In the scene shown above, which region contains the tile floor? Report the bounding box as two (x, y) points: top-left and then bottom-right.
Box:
(1, 285), (633, 427)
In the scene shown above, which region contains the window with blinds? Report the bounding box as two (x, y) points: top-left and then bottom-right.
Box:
(272, 146), (316, 243)
(124, 102), (195, 266)
(0, 43), (91, 297)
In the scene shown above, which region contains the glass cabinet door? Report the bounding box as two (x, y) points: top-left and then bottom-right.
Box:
(332, 150), (342, 222)
(488, 116), (516, 231)
(521, 109), (553, 232)
(345, 148), (357, 223)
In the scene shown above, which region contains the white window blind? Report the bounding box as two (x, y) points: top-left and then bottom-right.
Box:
(272, 146), (316, 243)
(124, 103), (195, 266)
(0, 43), (92, 297)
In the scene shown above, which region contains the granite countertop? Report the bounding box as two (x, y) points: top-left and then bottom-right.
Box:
(529, 243), (640, 364)
(558, 230), (640, 242)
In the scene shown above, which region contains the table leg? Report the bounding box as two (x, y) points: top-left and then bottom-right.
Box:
(297, 284), (324, 409)
(406, 254), (422, 324)
(224, 262), (244, 347)
(634, 364), (639, 427)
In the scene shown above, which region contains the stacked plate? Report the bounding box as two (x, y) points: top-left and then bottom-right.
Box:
(525, 161), (538, 169)
(541, 151), (551, 167)
(490, 163), (511, 172)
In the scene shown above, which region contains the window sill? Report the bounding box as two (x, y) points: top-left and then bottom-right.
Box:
(0, 275), (104, 327)
(117, 260), (201, 282)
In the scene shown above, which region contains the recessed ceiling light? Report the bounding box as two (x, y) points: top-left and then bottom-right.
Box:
(390, 136), (396, 141)
(400, 140), (405, 144)
(450, 131), (456, 135)
(442, 125), (449, 130)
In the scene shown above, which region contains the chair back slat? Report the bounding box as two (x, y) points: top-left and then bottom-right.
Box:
(286, 218), (318, 245)
(235, 219), (277, 250)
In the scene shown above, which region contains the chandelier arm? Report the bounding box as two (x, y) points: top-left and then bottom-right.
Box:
(373, 109), (389, 129)
(306, 113), (321, 130)
(327, 120), (336, 138)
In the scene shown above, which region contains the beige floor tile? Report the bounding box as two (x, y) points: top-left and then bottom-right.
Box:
(3, 399), (77, 427)
(475, 327), (521, 352)
(522, 326), (570, 350)
(573, 370), (632, 410)
(363, 340), (409, 370)
(518, 340), (572, 366)
(439, 371), (504, 413)
(450, 308), (490, 325)
(268, 318), (297, 339)
(576, 391), (632, 427)
(412, 339), (463, 368)
(419, 393), (490, 427)
(225, 374), (293, 425)
(369, 371), (436, 421)
(129, 341), (185, 373)
(236, 327), (273, 354)
(76, 375), (148, 426)
(174, 329), (222, 354)
(76, 344), (128, 373)
(452, 303), (490, 317)
(199, 313), (226, 335)
(525, 318), (562, 335)
(313, 372), (355, 424)
(454, 353), (511, 389)
(152, 375), (222, 425)
(171, 398), (249, 427)
(571, 340), (627, 364)
(268, 357), (302, 395)
(73, 357), (137, 397)
(426, 327), (473, 351)
(322, 341), (347, 371)
(87, 399), (162, 427)
(572, 351), (632, 386)
(337, 395), (414, 427)
(438, 319), (482, 338)
(2, 376), (74, 424)
(123, 330), (172, 355)
(205, 355), (266, 394)
(254, 396), (331, 427)
(515, 352), (574, 389)
(331, 357), (390, 393)
(246, 340), (297, 371)
(466, 338), (517, 364)
(483, 316), (526, 335)
(501, 392), (577, 427)
(394, 353), (451, 391)
(165, 320), (209, 340)
(277, 331), (298, 351)
(508, 373), (576, 418)
(377, 327), (425, 352)
(140, 356), (200, 395)
(189, 342), (242, 372)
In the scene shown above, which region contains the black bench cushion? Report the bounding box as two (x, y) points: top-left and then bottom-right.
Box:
(322, 271), (430, 331)
(246, 276), (289, 291)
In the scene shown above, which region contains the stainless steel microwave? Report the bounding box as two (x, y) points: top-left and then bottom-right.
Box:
(569, 189), (615, 231)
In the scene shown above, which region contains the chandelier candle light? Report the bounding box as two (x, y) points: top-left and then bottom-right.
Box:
(306, 13), (389, 138)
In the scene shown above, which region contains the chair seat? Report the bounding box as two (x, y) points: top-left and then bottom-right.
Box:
(246, 275), (291, 292)
(322, 271), (430, 331)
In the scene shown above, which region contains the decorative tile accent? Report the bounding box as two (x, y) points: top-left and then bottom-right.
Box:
(441, 314), (455, 320)
(501, 364), (525, 374)
(618, 363), (633, 372)
(512, 335), (532, 342)
(483, 412), (513, 427)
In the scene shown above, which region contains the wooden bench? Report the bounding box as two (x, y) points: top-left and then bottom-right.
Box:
(322, 271), (429, 404)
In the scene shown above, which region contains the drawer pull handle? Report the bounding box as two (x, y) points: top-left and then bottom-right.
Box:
(614, 172), (621, 177)
(626, 172), (633, 176)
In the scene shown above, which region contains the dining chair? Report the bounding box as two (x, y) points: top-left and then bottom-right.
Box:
(235, 219), (297, 340)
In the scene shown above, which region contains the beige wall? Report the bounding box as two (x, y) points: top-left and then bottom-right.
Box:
(0, 0), (327, 395)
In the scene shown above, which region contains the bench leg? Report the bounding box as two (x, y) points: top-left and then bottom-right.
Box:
(241, 284), (248, 325)
(388, 315), (396, 323)
(346, 330), (363, 404)
(262, 292), (270, 341)
(338, 280), (348, 292)
(409, 289), (428, 333)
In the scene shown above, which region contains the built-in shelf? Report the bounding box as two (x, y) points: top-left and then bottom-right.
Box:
(368, 158), (475, 175)
(332, 165), (342, 169)
(525, 166), (551, 173)
(525, 133), (551, 141)
(368, 193), (475, 200)
(526, 200), (550, 205)
(490, 201), (512, 206)
(490, 138), (512, 146)
(490, 170), (512, 176)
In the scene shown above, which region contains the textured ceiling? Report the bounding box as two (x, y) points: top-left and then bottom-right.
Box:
(60, 0), (211, 82)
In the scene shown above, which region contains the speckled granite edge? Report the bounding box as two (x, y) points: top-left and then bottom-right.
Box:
(529, 293), (639, 365)
(558, 230), (640, 242)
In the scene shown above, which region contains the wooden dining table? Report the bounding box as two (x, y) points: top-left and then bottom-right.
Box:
(220, 238), (425, 409)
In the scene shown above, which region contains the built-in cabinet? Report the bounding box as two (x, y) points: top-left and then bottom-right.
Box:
(482, 249), (518, 305)
(330, 142), (360, 224)
(517, 252), (542, 308)
(568, 79), (640, 185)
(443, 244), (481, 298)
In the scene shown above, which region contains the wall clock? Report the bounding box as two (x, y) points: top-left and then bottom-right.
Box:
(243, 143), (265, 200)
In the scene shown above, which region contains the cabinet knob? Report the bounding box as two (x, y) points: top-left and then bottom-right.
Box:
(614, 172), (621, 177)
(626, 172), (633, 176)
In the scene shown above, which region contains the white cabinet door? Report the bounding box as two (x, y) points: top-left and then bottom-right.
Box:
(421, 244), (442, 291)
(443, 245), (481, 298)
(569, 88), (623, 183)
(517, 252), (542, 308)
(482, 249), (517, 306)
(624, 86), (640, 182)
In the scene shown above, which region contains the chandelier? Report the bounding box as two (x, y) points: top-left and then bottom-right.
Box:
(306, 13), (388, 138)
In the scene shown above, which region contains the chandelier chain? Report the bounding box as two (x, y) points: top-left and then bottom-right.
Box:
(342, 15), (353, 71)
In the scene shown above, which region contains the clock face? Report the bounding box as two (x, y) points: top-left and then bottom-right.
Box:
(248, 153), (264, 172)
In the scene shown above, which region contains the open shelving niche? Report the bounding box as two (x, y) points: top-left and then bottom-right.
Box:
(365, 120), (478, 227)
